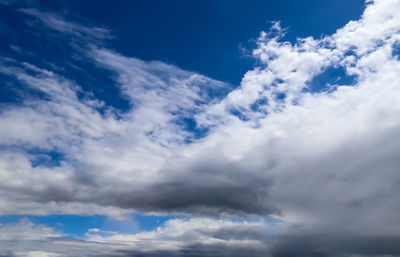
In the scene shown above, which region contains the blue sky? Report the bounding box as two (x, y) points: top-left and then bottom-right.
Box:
(2, 0), (400, 256)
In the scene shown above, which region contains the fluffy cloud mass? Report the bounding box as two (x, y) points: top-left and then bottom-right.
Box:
(1, 0), (400, 256)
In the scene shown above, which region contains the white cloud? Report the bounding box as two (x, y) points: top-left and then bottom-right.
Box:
(14, 251), (63, 257)
(0, 219), (63, 240)
(86, 218), (269, 251)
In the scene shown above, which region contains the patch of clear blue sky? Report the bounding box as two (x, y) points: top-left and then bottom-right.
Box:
(0, 0), (365, 237)
(306, 66), (358, 93)
(393, 42), (400, 60)
(0, 213), (182, 238)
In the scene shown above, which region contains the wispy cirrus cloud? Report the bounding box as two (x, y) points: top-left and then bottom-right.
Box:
(19, 8), (111, 40)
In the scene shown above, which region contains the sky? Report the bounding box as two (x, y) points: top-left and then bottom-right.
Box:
(1, 0), (400, 256)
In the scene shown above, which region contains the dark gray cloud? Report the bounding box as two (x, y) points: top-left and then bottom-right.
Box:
(96, 159), (278, 216)
(271, 234), (400, 257)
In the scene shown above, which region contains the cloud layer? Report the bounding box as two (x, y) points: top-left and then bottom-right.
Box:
(1, 0), (400, 256)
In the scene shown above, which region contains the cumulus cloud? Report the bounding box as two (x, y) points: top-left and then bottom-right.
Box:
(1, 0), (400, 256)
